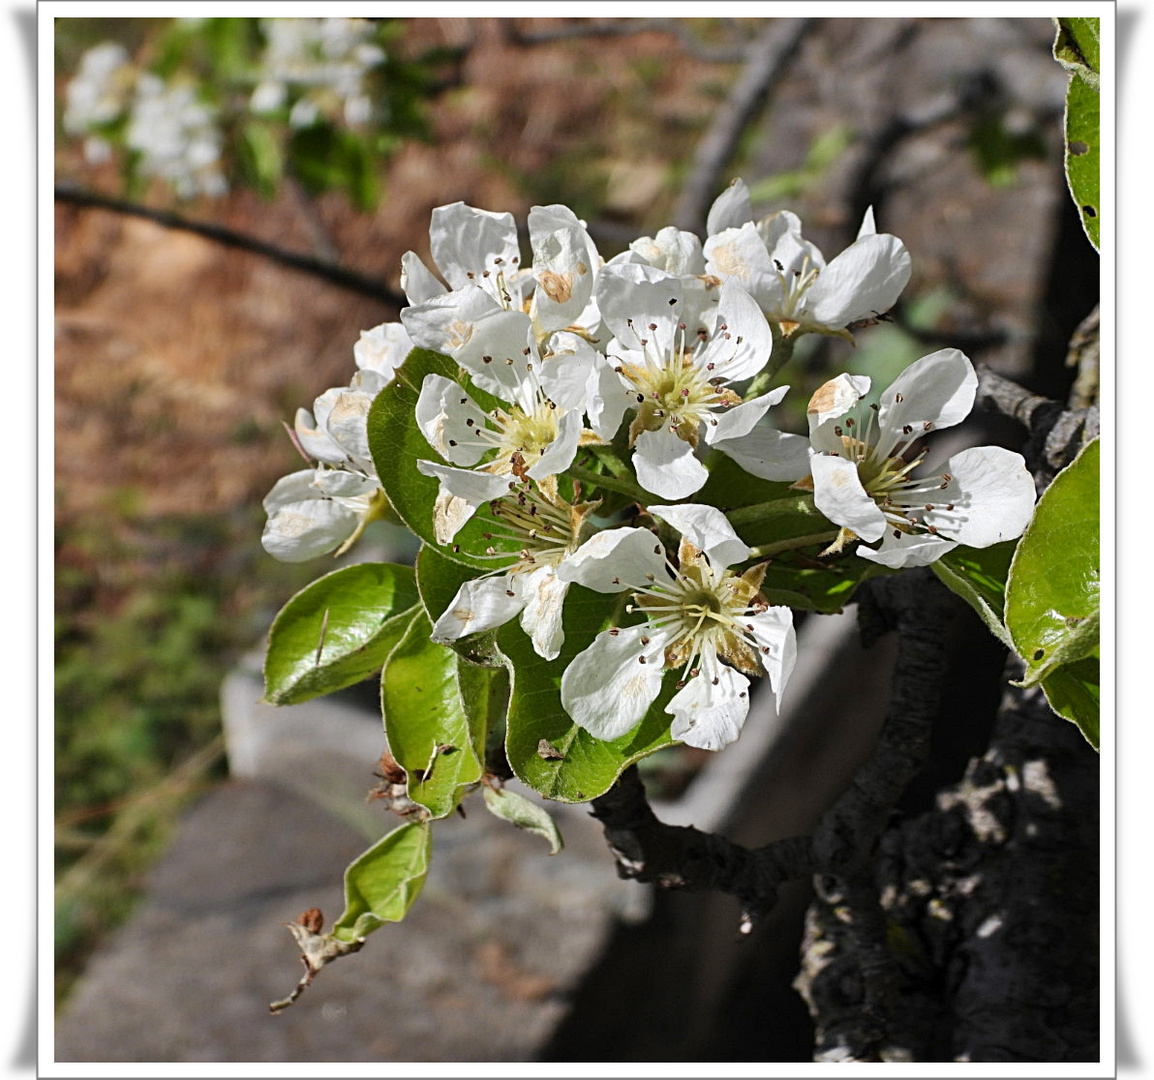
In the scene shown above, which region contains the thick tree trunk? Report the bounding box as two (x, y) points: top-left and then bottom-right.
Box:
(795, 669), (1100, 1061)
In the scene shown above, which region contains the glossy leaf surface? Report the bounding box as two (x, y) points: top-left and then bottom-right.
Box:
(264, 562), (420, 705)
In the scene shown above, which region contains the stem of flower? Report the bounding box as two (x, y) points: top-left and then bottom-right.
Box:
(745, 324), (796, 398)
(588, 445), (635, 481)
(746, 530), (840, 560)
(566, 462), (649, 503)
(725, 492), (817, 527)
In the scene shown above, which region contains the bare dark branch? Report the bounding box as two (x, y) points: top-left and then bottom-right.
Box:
(54, 182), (407, 310)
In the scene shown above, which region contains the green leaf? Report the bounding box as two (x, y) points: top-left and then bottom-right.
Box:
(1041, 655), (1100, 750)
(263, 562), (421, 705)
(758, 556), (887, 615)
(481, 785), (564, 854)
(236, 121), (284, 200)
(380, 609), (490, 818)
(932, 540), (1018, 649)
(1053, 17), (1100, 86)
(1054, 17), (1100, 251)
(287, 125), (381, 211)
(368, 348), (519, 571)
(331, 821), (432, 942)
(1006, 437), (1099, 689)
(499, 585), (676, 803)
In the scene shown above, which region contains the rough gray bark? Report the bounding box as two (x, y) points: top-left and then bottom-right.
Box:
(794, 328), (1100, 1062)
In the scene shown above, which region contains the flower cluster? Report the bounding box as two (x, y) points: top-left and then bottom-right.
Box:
(61, 19), (391, 201)
(64, 38), (226, 198)
(249, 17), (386, 129)
(261, 183), (1036, 753)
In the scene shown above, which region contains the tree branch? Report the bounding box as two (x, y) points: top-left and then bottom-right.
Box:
(975, 364), (1099, 487)
(589, 766), (812, 928)
(54, 182), (407, 310)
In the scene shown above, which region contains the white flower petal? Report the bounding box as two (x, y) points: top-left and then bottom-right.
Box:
(400, 251), (447, 304)
(429, 201), (520, 289)
(587, 353), (635, 441)
(634, 426), (709, 500)
(596, 262), (681, 354)
(528, 206), (597, 332)
(517, 565), (570, 661)
(556, 527), (668, 593)
(538, 332), (600, 412)
(874, 349), (977, 459)
(629, 226), (705, 276)
(857, 206), (877, 239)
(400, 285), (503, 361)
(704, 222), (783, 312)
(311, 469), (376, 500)
(415, 374), (490, 466)
(430, 573), (526, 643)
(699, 279), (773, 382)
(416, 460), (513, 505)
(744, 607), (797, 714)
(668, 648), (750, 751)
(704, 386), (788, 445)
(810, 452), (887, 542)
(560, 623), (670, 741)
(858, 531), (957, 568)
(350, 369), (390, 395)
(807, 232), (911, 329)
(648, 503), (750, 568)
(713, 427), (812, 483)
(807, 373), (872, 431)
(324, 390), (375, 467)
(261, 498), (358, 562)
(354, 321), (413, 378)
(920, 445), (1036, 548)
(705, 178), (754, 234)
(453, 308), (539, 404)
(294, 403), (346, 464)
(262, 470), (320, 515)
(807, 373), (872, 455)
(431, 489), (477, 545)
(528, 408), (583, 481)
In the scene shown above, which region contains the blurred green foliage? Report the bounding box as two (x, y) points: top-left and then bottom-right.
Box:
(56, 16), (441, 209)
(53, 505), (320, 1005)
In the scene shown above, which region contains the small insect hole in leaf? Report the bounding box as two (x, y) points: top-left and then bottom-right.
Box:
(1069, 140), (1089, 156)
(1032, 648), (1046, 661)
(1082, 205), (1097, 218)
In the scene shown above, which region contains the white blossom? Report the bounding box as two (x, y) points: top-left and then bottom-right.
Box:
(428, 483), (658, 661)
(262, 340), (391, 561)
(64, 42), (132, 162)
(703, 178), (911, 338)
(400, 201), (603, 349)
(589, 262), (805, 500)
(412, 336), (589, 543)
(125, 73), (226, 199)
(250, 17), (384, 129)
(800, 348), (1037, 566)
(557, 503), (795, 751)
(350, 321), (414, 393)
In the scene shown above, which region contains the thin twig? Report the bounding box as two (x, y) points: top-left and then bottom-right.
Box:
(54, 182), (407, 309)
